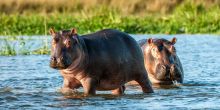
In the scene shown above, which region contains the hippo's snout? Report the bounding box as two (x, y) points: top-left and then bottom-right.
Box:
(161, 65), (171, 79)
(50, 56), (57, 68)
(156, 64), (182, 81)
(156, 64), (170, 80)
(50, 56), (67, 69)
(158, 65), (170, 78)
(51, 57), (57, 63)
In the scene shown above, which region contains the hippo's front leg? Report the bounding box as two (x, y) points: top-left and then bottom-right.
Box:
(135, 73), (154, 93)
(61, 78), (81, 94)
(80, 77), (97, 96)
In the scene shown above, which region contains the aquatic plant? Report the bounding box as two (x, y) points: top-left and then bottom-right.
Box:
(0, 37), (50, 56)
(0, 39), (16, 56)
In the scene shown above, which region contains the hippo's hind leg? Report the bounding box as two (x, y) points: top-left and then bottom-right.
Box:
(80, 77), (97, 96)
(135, 73), (154, 93)
(111, 85), (126, 95)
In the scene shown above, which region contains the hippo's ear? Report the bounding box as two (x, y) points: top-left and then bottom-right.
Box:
(71, 28), (77, 35)
(147, 38), (153, 44)
(171, 37), (177, 45)
(49, 28), (55, 35)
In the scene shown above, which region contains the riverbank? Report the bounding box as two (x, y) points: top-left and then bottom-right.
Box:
(1, 0), (220, 35)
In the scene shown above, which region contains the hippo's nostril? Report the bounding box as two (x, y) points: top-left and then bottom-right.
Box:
(51, 57), (56, 62)
(165, 70), (171, 79)
(161, 65), (166, 70)
(165, 74), (170, 79)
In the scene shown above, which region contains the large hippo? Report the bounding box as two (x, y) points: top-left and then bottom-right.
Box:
(138, 38), (184, 85)
(49, 28), (153, 95)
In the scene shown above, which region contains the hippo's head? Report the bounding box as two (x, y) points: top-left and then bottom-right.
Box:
(49, 28), (80, 70)
(143, 37), (183, 84)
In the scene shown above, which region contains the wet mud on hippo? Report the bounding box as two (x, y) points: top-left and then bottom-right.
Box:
(138, 38), (184, 85)
(49, 28), (153, 95)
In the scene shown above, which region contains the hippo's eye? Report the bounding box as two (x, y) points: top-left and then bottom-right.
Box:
(151, 47), (160, 58)
(52, 39), (58, 45)
(170, 46), (176, 52)
(152, 48), (157, 52)
(157, 45), (163, 51)
(64, 39), (72, 48)
(52, 37), (59, 44)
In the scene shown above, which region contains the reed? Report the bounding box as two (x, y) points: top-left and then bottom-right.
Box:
(0, 37), (50, 56)
(0, 39), (16, 56)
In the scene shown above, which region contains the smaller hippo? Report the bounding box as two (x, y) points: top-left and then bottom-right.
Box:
(49, 28), (153, 96)
(138, 38), (184, 85)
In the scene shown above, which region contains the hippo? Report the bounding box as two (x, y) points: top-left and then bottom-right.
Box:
(49, 28), (153, 95)
(138, 38), (184, 85)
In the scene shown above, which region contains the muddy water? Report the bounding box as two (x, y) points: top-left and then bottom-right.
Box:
(0, 35), (220, 109)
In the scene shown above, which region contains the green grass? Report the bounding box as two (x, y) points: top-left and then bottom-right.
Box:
(1, 6), (220, 36)
(1, 0), (220, 35)
(0, 39), (16, 56)
(1, 0), (220, 55)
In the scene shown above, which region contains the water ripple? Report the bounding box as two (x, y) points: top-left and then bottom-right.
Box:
(0, 35), (220, 109)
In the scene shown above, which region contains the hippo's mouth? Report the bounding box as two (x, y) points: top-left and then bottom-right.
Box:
(155, 77), (182, 85)
(50, 61), (69, 70)
(50, 56), (73, 70)
(148, 73), (181, 85)
(156, 80), (176, 85)
(155, 74), (182, 85)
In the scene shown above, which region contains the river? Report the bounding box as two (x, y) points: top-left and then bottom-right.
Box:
(0, 35), (220, 109)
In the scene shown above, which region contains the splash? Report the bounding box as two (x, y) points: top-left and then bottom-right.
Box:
(172, 80), (182, 86)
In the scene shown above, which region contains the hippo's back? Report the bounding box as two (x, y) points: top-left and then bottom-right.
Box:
(82, 29), (146, 81)
(82, 29), (142, 59)
(82, 29), (136, 44)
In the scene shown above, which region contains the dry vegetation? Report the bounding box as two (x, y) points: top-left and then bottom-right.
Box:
(0, 0), (219, 15)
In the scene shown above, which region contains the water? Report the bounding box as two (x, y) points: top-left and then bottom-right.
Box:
(0, 35), (220, 109)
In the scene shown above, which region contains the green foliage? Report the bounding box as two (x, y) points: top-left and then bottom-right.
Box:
(1, 4), (220, 36)
(0, 37), (50, 56)
(1, 0), (220, 55)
